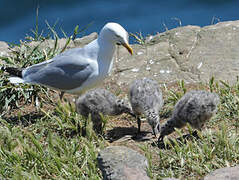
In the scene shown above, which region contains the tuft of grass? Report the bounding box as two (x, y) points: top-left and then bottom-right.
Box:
(160, 80), (187, 118)
(0, 102), (106, 179)
(0, 18), (90, 114)
(155, 124), (239, 179)
(146, 77), (239, 179)
(1, 76), (239, 179)
(130, 32), (146, 45)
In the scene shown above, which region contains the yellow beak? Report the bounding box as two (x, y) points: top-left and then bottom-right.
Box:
(122, 43), (133, 55)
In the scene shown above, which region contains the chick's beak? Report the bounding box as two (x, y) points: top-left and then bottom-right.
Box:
(122, 43), (133, 55)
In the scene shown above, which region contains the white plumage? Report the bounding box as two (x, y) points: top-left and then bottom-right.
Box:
(3, 22), (133, 98)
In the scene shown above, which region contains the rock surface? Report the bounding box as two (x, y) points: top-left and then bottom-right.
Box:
(0, 41), (10, 57)
(74, 32), (98, 47)
(114, 20), (239, 86)
(97, 146), (149, 180)
(1, 20), (239, 85)
(203, 166), (239, 180)
(15, 32), (97, 55)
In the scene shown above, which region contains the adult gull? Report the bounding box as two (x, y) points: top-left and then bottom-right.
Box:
(2, 22), (133, 99)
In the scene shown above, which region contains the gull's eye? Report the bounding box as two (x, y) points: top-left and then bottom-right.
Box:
(115, 35), (122, 45)
(115, 34), (121, 38)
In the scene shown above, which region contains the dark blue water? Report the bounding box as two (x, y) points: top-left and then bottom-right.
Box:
(1, 0), (239, 43)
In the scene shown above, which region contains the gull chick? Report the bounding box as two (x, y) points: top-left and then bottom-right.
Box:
(158, 90), (220, 142)
(129, 78), (164, 136)
(2, 22), (133, 99)
(76, 88), (134, 134)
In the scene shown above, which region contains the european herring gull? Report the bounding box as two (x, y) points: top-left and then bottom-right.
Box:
(158, 90), (219, 142)
(76, 88), (134, 133)
(2, 22), (133, 99)
(129, 78), (164, 136)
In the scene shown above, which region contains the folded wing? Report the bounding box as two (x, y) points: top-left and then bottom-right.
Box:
(23, 52), (95, 91)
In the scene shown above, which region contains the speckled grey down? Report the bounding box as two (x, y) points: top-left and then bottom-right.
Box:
(76, 88), (133, 133)
(159, 90), (220, 140)
(129, 77), (163, 135)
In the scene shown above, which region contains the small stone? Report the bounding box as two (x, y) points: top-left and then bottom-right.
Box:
(0, 41), (10, 57)
(146, 66), (151, 71)
(137, 51), (143, 55)
(149, 59), (154, 64)
(197, 62), (203, 69)
(203, 166), (239, 180)
(0, 41), (9, 51)
(97, 146), (150, 180)
(160, 70), (165, 74)
(131, 68), (139, 72)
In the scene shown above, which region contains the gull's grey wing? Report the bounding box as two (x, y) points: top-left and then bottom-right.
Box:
(22, 47), (84, 76)
(23, 52), (95, 90)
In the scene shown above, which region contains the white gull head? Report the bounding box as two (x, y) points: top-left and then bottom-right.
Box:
(99, 22), (133, 55)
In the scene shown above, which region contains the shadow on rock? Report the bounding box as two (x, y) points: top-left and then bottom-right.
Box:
(106, 126), (138, 142)
(106, 126), (154, 143)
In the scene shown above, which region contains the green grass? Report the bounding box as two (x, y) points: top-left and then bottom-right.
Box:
(1, 75), (238, 179)
(0, 22), (239, 179)
(150, 77), (239, 179)
(0, 19), (89, 114)
(0, 102), (105, 179)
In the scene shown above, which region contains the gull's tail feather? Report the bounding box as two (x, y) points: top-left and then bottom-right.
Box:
(9, 77), (25, 84)
(1, 66), (23, 77)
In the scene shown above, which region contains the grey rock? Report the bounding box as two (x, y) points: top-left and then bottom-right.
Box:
(97, 146), (150, 180)
(74, 32), (98, 47)
(7, 32), (98, 61)
(203, 166), (239, 180)
(113, 20), (239, 87)
(0, 41), (10, 58)
(2, 20), (239, 87)
(32, 32), (97, 49)
(20, 38), (75, 51)
(0, 41), (9, 51)
(162, 178), (179, 180)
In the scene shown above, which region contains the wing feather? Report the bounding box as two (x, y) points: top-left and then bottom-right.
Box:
(23, 49), (96, 90)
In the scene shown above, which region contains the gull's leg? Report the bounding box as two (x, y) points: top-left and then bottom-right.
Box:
(59, 91), (65, 101)
(152, 128), (157, 137)
(158, 135), (164, 143)
(92, 114), (103, 134)
(128, 111), (136, 118)
(137, 116), (141, 134)
(192, 130), (199, 139)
